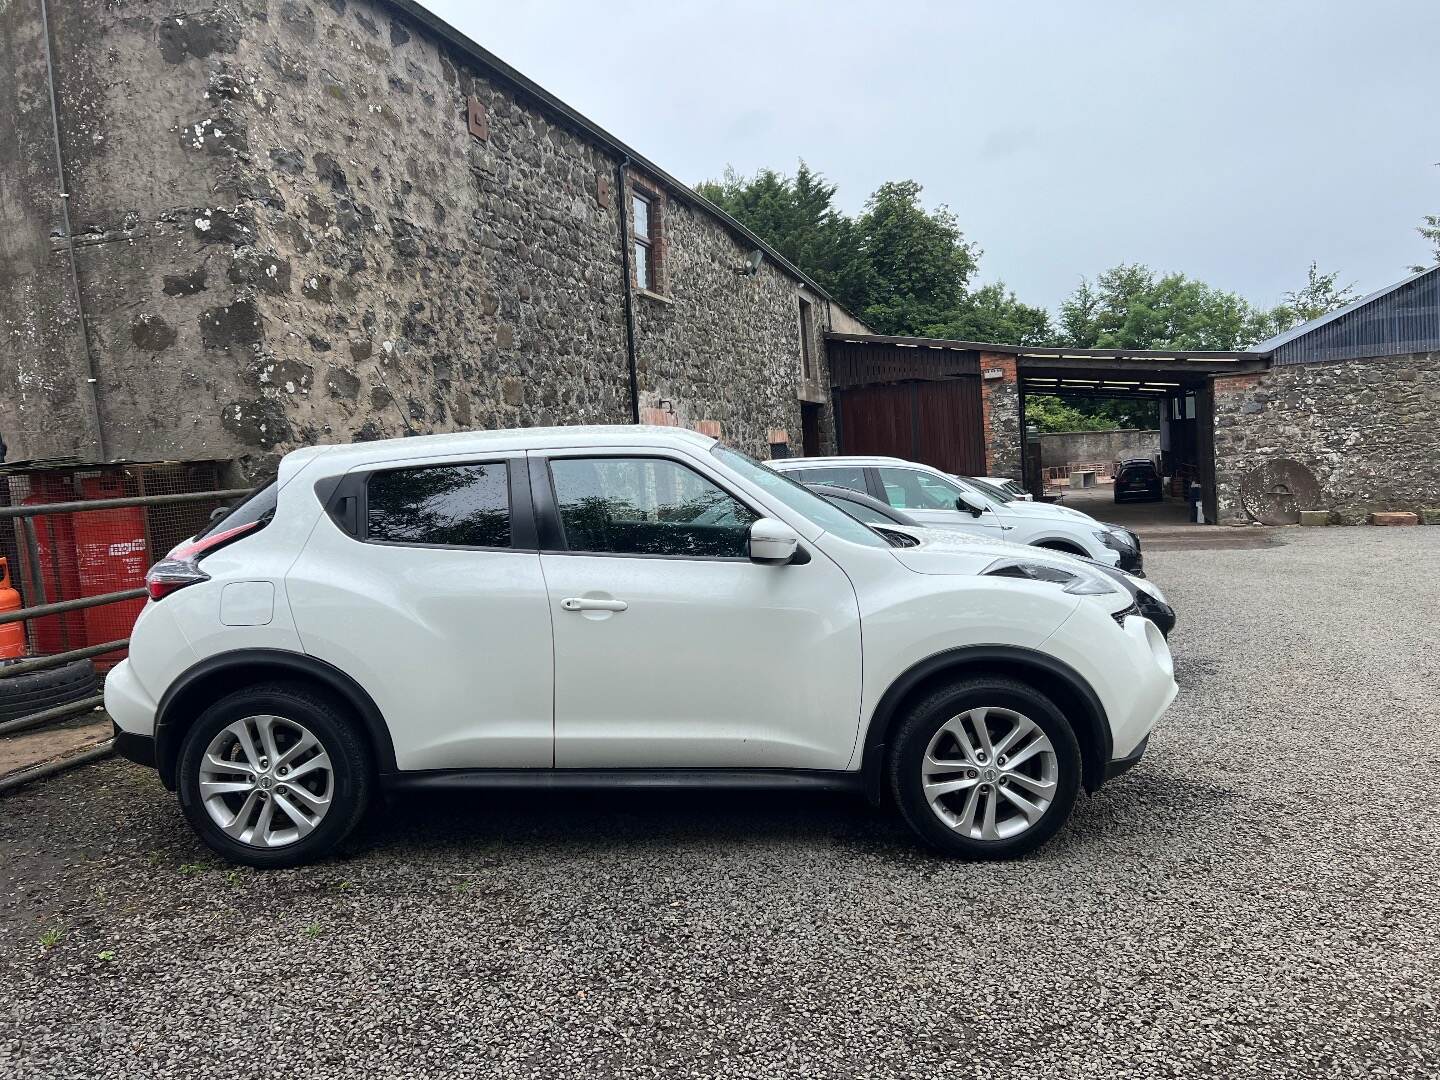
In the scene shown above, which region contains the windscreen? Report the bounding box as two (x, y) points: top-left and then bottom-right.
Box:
(710, 446), (890, 549)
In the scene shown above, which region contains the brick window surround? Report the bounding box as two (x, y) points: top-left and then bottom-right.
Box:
(627, 173), (667, 296)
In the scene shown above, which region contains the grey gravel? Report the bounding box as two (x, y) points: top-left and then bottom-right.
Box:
(2, 526), (1438, 1078)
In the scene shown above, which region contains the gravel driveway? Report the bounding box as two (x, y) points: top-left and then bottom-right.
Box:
(2, 527), (1438, 1078)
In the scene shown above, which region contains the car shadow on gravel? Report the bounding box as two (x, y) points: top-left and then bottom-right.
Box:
(336, 769), (1242, 869)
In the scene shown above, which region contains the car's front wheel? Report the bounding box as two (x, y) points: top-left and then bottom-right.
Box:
(888, 678), (1081, 858)
(176, 682), (372, 868)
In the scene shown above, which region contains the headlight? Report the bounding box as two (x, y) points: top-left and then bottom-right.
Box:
(982, 558), (1119, 596)
(1094, 525), (1137, 553)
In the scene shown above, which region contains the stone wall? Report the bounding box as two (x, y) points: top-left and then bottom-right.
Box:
(1037, 428), (1159, 471)
(1, 0), (851, 478)
(1213, 351), (1440, 524)
(979, 352), (1022, 479)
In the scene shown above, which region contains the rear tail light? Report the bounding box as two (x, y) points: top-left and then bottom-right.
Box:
(144, 520), (262, 601)
(145, 558), (210, 601)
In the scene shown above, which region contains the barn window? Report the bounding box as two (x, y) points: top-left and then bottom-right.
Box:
(632, 191), (656, 292)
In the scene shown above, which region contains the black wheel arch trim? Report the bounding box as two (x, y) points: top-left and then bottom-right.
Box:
(860, 644), (1113, 803)
(153, 648), (398, 790)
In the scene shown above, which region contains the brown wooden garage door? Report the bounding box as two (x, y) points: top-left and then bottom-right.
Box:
(834, 378), (985, 475)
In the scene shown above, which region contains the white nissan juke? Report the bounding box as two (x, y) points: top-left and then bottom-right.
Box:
(106, 427), (1176, 867)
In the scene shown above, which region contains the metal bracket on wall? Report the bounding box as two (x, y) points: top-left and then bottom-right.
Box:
(467, 96), (488, 140)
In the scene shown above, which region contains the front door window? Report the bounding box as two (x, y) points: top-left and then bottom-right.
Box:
(549, 457), (757, 558)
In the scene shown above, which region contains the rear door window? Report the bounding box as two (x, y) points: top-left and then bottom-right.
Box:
(366, 463), (511, 548)
(801, 466), (868, 494)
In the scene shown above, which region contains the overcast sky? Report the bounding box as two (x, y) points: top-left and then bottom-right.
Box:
(425, 0), (1439, 313)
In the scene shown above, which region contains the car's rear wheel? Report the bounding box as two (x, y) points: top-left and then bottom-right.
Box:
(176, 682), (371, 868)
(888, 678), (1080, 858)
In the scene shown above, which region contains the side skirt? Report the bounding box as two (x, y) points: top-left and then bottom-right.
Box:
(381, 768), (865, 795)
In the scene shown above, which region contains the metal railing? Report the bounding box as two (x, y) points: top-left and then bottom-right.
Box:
(0, 487), (249, 744)
(1043, 461), (1114, 484)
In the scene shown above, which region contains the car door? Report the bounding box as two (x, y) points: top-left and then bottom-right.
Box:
(874, 466), (1011, 540)
(287, 455), (554, 771)
(534, 449), (862, 771)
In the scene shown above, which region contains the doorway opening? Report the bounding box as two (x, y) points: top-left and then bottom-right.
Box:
(800, 402), (822, 457)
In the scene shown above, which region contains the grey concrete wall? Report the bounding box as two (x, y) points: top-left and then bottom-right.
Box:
(0, 0), (106, 460)
(1, 0), (851, 477)
(1036, 428), (1160, 470)
(1213, 352), (1440, 525)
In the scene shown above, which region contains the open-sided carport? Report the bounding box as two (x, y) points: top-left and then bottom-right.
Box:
(1012, 347), (1268, 522)
(824, 334), (1269, 523)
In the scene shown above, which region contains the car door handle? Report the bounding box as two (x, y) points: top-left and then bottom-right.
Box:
(560, 597), (628, 612)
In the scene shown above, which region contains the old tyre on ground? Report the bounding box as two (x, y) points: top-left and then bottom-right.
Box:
(176, 682), (372, 868)
(888, 677), (1081, 859)
(0, 657), (100, 723)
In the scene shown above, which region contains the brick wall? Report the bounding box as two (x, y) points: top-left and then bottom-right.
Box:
(979, 352), (1022, 478)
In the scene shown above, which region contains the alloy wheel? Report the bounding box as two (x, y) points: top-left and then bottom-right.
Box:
(198, 715), (334, 848)
(921, 707), (1058, 841)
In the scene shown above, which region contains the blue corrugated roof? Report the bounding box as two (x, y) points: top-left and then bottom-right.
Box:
(1254, 264), (1439, 355)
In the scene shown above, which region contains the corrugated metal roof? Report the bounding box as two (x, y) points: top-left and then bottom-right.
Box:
(1253, 265), (1440, 360)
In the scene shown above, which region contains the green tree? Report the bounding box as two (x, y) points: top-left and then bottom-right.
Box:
(699, 167), (979, 337)
(695, 162), (860, 299)
(850, 180), (978, 334)
(1412, 213), (1440, 274)
(1277, 262), (1356, 326)
(926, 282), (1052, 346)
(1024, 395), (1159, 433)
(1056, 263), (1281, 351)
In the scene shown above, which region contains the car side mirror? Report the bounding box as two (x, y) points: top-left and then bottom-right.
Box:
(748, 517), (801, 564)
(956, 495), (986, 517)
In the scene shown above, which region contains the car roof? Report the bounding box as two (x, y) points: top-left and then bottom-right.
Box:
(280, 425), (717, 478)
(769, 455), (915, 469)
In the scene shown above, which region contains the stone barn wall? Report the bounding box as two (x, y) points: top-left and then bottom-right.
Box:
(1213, 351), (1440, 524)
(0, 0), (852, 479)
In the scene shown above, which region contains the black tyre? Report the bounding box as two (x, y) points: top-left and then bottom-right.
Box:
(176, 682), (372, 868)
(888, 677), (1081, 859)
(0, 658), (99, 722)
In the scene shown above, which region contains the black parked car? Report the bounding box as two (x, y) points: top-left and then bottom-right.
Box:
(1113, 459), (1163, 503)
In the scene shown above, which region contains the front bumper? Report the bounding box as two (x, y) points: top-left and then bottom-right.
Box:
(1116, 530), (1143, 573)
(1104, 734), (1149, 782)
(1136, 592), (1175, 636)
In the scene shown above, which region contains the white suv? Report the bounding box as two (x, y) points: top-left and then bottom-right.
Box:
(770, 456), (1143, 572)
(107, 427), (1176, 867)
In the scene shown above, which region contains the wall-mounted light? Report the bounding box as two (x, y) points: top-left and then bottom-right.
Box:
(735, 250), (764, 276)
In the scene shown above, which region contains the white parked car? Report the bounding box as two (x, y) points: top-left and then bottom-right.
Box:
(805, 483), (1175, 637)
(107, 427), (1175, 867)
(770, 456), (1144, 572)
(978, 476), (1033, 501)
